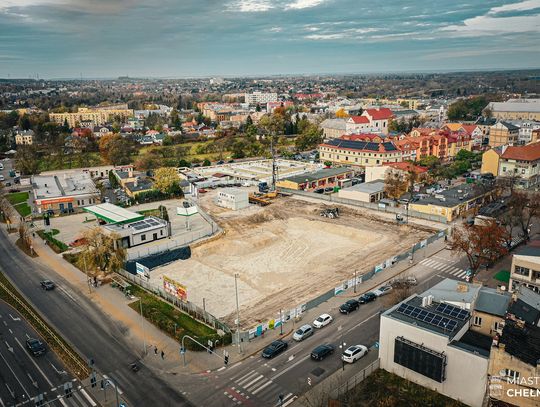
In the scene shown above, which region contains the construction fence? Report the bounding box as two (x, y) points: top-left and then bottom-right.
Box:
(240, 229), (447, 342)
(116, 268), (231, 335)
(278, 187), (448, 224)
(329, 358), (381, 401)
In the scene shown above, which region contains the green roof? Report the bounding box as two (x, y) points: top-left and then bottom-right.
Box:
(83, 203), (144, 225)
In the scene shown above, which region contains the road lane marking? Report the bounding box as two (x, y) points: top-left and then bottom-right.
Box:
(283, 395), (298, 407)
(345, 312), (380, 335)
(271, 355), (309, 380)
(14, 337), (54, 387)
(235, 370), (259, 386)
(0, 348), (31, 399)
(241, 374), (264, 390)
(217, 366), (226, 372)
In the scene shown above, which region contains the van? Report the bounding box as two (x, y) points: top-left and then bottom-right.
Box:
(293, 324), (313, 341)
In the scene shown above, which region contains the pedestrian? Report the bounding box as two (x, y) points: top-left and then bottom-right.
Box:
(154, 346), (158, 355)
(161, 350), (165, 359)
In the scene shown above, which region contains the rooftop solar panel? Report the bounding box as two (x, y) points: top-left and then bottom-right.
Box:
(396, 303), (460, 332)
(435, 303), (469, 321)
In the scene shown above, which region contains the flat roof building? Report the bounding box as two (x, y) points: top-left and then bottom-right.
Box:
(83, 203), (144, 224)
(338, 179), (385, 203)
(105, 216), (170, 248)
(276, 167), (355, 191)
(215, 188), (249, 211)
(32, 172), (99, 214)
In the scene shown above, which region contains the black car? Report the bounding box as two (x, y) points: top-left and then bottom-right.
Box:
(324, 187), (334, 193)
(313, 188), (324, 194)
(40, 280), (55, 290)
(311, 344), (335, 360)
(26, 338), (46, 356)
(262, 340), (288, 358)
(358, 292), (377, 304)
(339, 299), (360, 314)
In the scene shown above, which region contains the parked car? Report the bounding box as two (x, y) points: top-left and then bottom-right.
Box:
(40, 280), (55, 290)
(216, 160), (225, 165)
(0, 163), (3, 170)
(198, 188), (208, 193)
(341, 345), (368, 364)
(26, 338), (46, 356)
(313, 314), (333, 329)
(293, 324), (314, 341)
(339, 299), (360, 314)
(373, 285), (393, 297)
(358, 292), (377, 304)
(323, 187), (334, 193)
(69, 238), (88, 247)
(313, 188), (324, 194)
(0, 175), (4, 181)
(390, 276), (417, 288)
(4, 182), (11, 187)
(311, 344), (335, 361)
(261, 340), (288, 358)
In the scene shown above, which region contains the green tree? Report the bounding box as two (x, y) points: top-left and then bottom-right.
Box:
(14, 145), (39, 175)
(295, 123), (323, 151)
(417, 155), (440, 169)
(232, 140), (247, 159)
(77, 227), (126, 276)
(447, 96), (489, 121)
(153, 167), (181, 196)
(202, 158), (211, 166)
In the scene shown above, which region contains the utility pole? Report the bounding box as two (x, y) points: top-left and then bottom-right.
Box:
(83, 256), (91, 294)
(280, 309), (283, 335)
(353, 270), (357, 293)
(234, 273), (242, 354)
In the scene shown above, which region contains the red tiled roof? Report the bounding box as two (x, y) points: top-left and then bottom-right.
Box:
(384, 162), (428, 173)
(501, 142), (540, 161)
(342, 133), (383, 141)
(460, 125), (478, 135)
(349, 115), (370, 124)
(365, 108), (393, 120)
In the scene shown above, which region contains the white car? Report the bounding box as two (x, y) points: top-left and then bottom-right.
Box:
(341, 345), (368, 364)
(373, 285), (393, 297)
(0, 175), (4, 181)
(313, 314), (333, 329)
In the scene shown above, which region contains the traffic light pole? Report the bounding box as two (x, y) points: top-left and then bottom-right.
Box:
(181, 335), (228, 367)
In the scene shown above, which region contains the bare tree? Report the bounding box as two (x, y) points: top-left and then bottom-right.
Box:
(448, 220), (508, 276)
(506, 191), (540, 241)
(384, 169), (407, 200)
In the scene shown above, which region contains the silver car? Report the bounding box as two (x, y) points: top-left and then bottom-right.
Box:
(293, 324), (313, 341)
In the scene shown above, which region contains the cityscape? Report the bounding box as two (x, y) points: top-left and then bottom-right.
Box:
(0, 1), (540, 407)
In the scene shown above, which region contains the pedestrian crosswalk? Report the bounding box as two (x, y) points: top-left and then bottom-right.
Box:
(419, 258), (469, 280)
(225, 369), (297, 406)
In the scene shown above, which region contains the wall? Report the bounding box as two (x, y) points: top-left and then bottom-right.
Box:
(470, 310), (504, 337)
(481, 149), (501, 175)
(380, 315), (489, 407)
(488, 345), (540, 407)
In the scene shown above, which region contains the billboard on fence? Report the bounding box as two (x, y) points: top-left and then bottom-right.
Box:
(163, 276), (188, 301)
(135, 262), (150, 279)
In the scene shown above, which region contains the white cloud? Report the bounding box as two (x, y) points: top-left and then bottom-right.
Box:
(284, 0), (328, 10)
(268, 26), (282, 32)
(441, 14), (540, 35)
(305, 33), (346, 40)
(229, 0), (273, 12)
(488, 0), (540, 14)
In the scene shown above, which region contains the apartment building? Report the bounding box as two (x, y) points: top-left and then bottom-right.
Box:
(244, 92), (278, 105)
(15, 130), (34, 145)
(481, 142), (540, 188)
(320, 118), (347, 139)
(50, 106), (133, 128)
(508, 240), (540, 294)
(487, 99), (540, 121)
(318, 137), (402, 167)
(361, 108), (393, 135)
(489, 121), (520, 147)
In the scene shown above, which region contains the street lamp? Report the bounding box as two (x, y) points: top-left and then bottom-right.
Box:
(234, 273), (242, 354)
(339, 340), (347, 371)
(137, 297), (147, 357)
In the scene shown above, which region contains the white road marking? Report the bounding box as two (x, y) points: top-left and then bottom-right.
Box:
(217, 366), (226, 372)
(0, 348), (31, 399)
(282, 396), (298, 407)
(9, 314), (20, 321)
(345, 311), (380, 335)
(57, 286), (78, 303)
(80, 389), (97, 406)
(251, 380), (273, 395)
(0, 394), (5, 407)
(271, 355), (310, 380)
(235, 371), (259, 386)
(439, 264), (454, 272)
(455, 271), (467, 279)
(242, 374), (264, 390)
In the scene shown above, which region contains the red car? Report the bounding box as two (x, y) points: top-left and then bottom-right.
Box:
(69, 237), (87, 247)
(198, 188), (208, 193)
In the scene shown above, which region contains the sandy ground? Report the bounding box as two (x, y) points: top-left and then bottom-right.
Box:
(151, 192), (435, 328)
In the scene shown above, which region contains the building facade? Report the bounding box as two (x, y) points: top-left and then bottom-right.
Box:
(489, 122), (520, 147)
(487, 99), (540, 121)
(509, 241), (540, 294)
(244, 92), (278, 105)
(15, 130), (34, 145)
(50, 106), (134, 128)
(319, 138), (402, 167)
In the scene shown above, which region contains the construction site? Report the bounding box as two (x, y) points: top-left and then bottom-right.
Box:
(150, 189), (437, 328)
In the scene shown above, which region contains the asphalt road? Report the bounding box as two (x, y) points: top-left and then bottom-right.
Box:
(0, 300), (99, 407)
(187, 248), (466, 407)
(0, 228), (191, 407)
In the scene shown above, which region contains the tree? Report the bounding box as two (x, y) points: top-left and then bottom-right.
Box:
(158, 205), (170, 222)
(335, 108), (349, 119)
(153, 167), (181, 196)
(14, 145), (39, 175)
(109, 171), (119, 189)
(384, 170), (408, 200)
(448, 221), (508, 276)
(447, 96), (489, 121)
(77, 228), (126, 276)
(202, 158), (211, 166)
(506, 191), (540, 241)
(417, 155), (440, 169)
(99, 134), (134, 165)
(295, 123), (323, 151)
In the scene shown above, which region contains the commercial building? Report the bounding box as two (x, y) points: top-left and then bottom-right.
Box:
(245, 92), (278, 105)
(408, 182), (496, 222)
(508, 240), (540, 294)
(105, 216), (170, 248)
(338, 179), (385, 203)
(365, 162), (428, 183)
(487, 99), (540, 121)
(319, 137), (402, 167)
(276, 167), (355, 191)
(50, 106), (133, 128)
(481, 142), (540, 188)
(215, 188), (249, 211)
(83, 202), (144, 224)
(32, 173), (99, 214)
(489, 121), (519, 147)
(380, 279), (491, 407)
(15, 130), (34, 145)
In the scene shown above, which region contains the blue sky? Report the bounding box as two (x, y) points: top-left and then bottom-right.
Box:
(1, 0), (539, 78)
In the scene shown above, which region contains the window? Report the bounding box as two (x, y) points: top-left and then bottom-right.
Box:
(160, 230), (163, 236)
(504, 369), (520, 381)
(473, 316), (482, 326)
(514, 266), (530, 276)
(141, 234), (146, 241)
(494, 321), (502, 331)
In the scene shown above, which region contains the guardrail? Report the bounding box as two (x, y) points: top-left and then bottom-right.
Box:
(0, 279), (90, 378)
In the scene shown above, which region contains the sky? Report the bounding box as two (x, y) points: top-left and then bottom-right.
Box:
(0, 0), (539, 79)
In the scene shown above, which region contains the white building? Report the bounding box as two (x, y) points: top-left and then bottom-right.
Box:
(215, 188), (249, 211)
(245, 92), (278, 105)
(509, 121), (540, 145)
(105, 216), (170, 248)
(379, 279), (490, 407)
